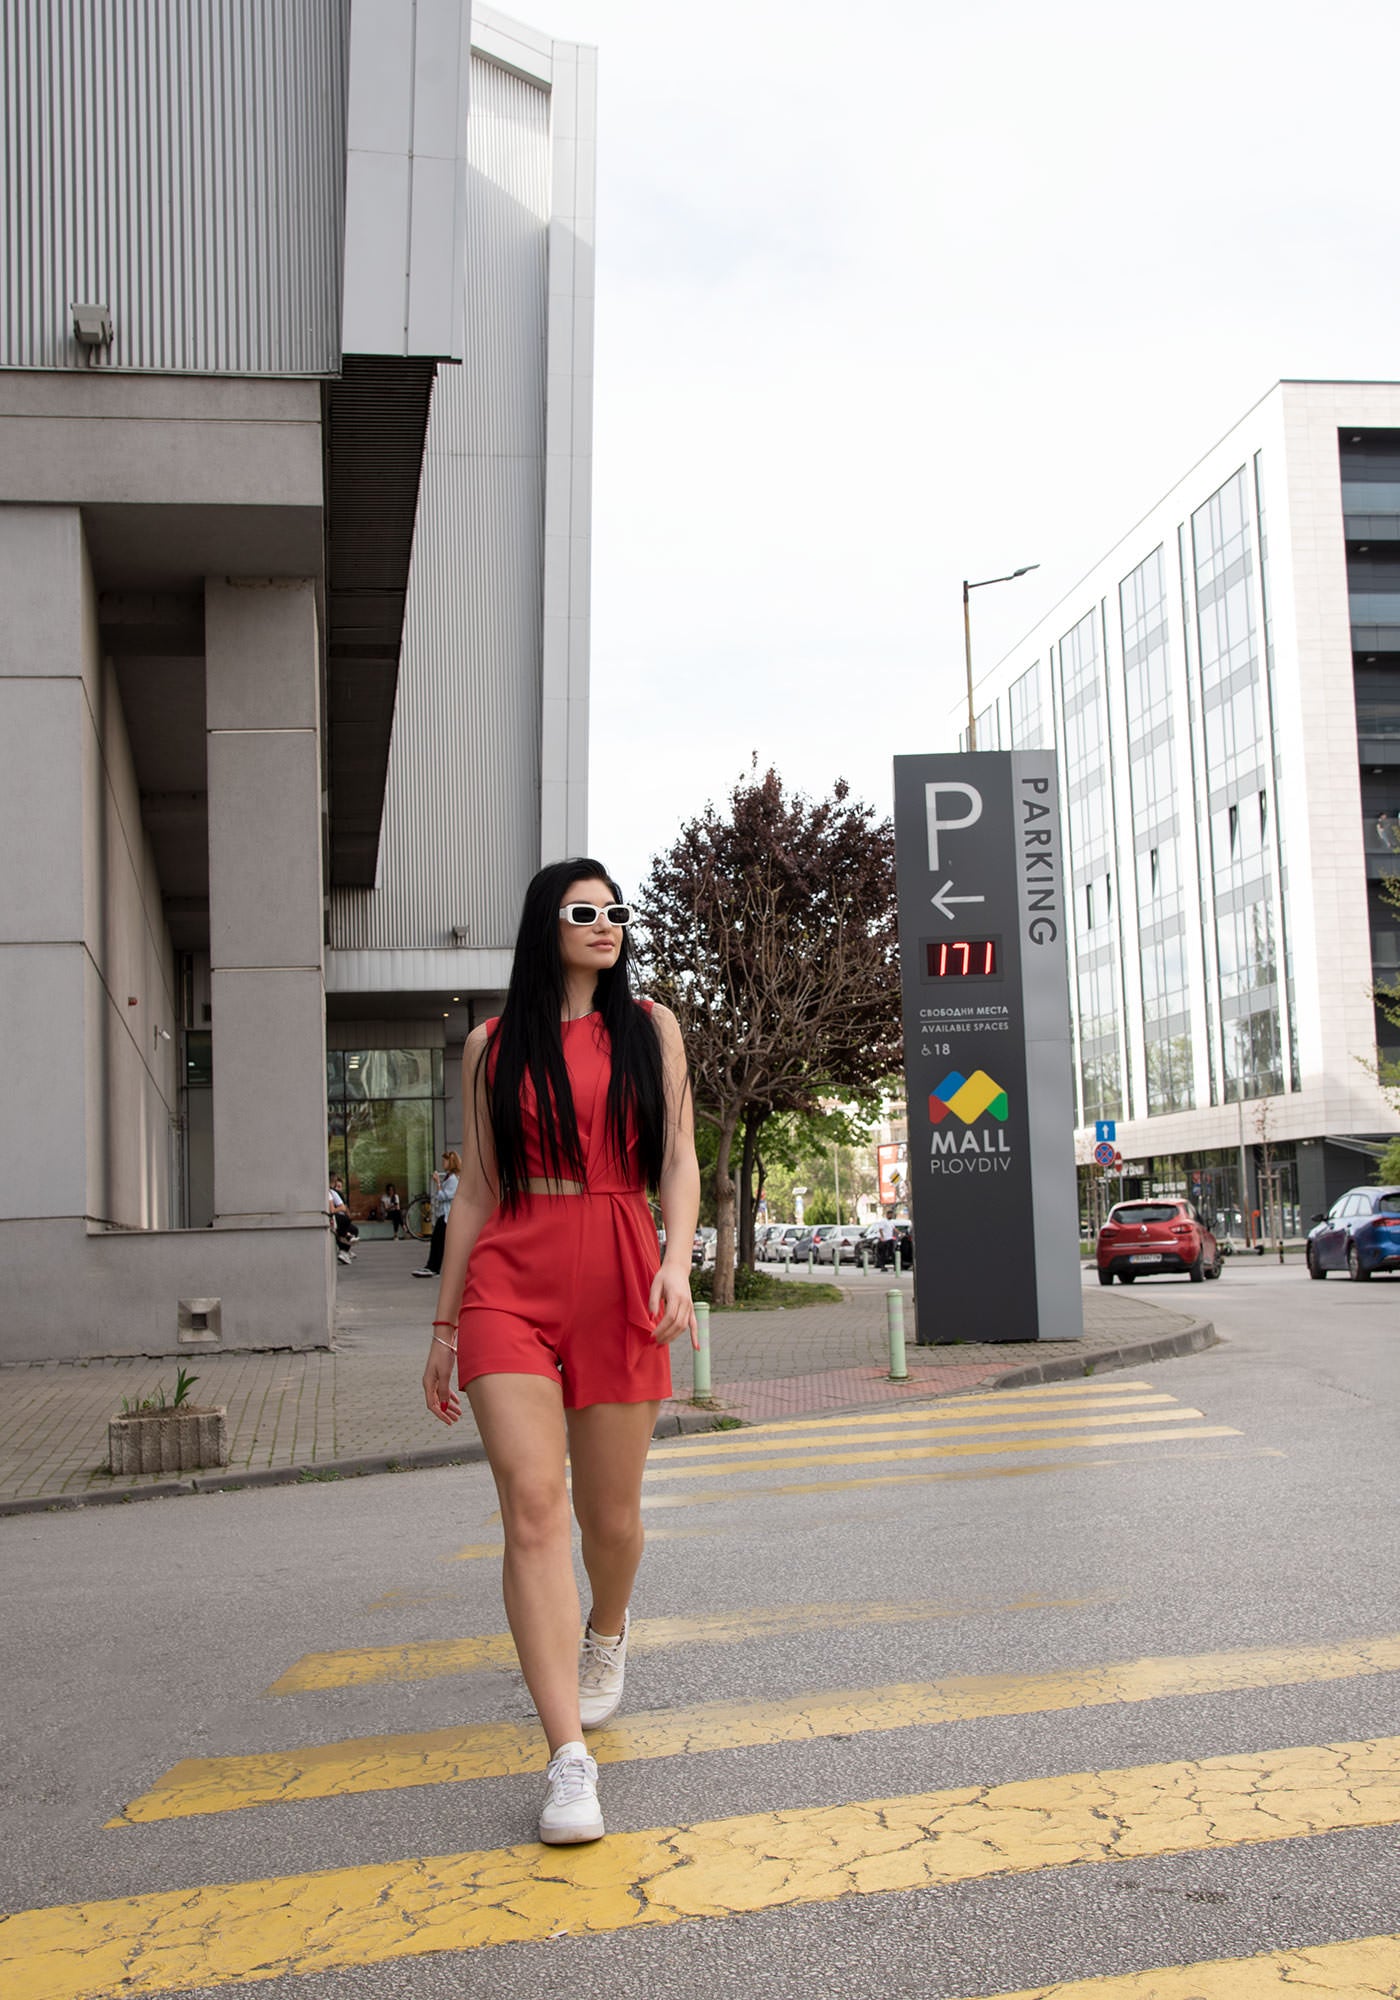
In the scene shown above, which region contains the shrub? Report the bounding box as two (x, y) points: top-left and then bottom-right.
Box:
(689, 1265), (841, 1310)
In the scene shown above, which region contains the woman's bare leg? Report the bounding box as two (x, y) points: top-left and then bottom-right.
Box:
(566, 1400), (661, 1635)
(467, 1372), (582, 1753)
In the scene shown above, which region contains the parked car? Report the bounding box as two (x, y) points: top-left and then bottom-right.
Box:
(765, 1225), (804, 1261)
(1305, 1186), (1400, 1280)
(1096, 1199), (1222, 1285)
(814, 1225), (867, 1265)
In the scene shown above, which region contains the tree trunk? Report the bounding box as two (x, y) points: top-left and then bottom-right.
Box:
(711, 1105), (743, 1307)
(737, 1111), (766, 1270)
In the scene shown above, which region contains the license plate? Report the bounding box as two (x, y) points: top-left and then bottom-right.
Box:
(1130, 1253), (1163, 1264)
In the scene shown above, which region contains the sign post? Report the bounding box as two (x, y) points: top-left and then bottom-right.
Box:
(892, 751), (1082, 1344)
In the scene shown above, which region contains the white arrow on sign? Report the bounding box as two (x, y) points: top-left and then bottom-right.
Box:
(929, 880), (986, 921)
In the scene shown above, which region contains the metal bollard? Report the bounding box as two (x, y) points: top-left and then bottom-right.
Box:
(692, 1300), (711, 1401)
(860, 1246), (870, 1275)
(807, 1248), (815, 1274)
(886, 1289), (908, 1380)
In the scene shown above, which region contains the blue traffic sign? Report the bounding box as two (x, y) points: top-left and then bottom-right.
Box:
(1093, 1141), (1116, 1166)
(1095, 1120), (1116, 1143)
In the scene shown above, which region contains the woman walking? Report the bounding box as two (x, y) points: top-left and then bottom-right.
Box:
(421, 859), (699, 1844)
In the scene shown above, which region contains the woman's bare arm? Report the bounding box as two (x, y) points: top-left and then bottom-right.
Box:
(648, 1003), (700, 1343)
(423, 1024), (500, 1421)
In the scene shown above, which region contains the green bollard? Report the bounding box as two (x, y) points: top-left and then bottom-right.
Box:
(886, 1289), (908, 1380)
(692, 1300), (711, 1401)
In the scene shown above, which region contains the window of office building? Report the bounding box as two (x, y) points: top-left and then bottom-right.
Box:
(327, 1048), (444, 1223)
(1008, 662), (1048, 748)
(1060, 608), (1122, 1122)
(1192, 469), (1282, 1100)
(1121, 547), (1192, 1114)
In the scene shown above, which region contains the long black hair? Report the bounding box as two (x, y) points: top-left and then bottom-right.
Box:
(483, 858), (667, 1207)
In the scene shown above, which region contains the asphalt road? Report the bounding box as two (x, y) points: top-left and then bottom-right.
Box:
(2, 1259), (1397, 1999)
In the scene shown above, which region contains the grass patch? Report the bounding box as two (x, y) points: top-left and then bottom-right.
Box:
(690, 1266), (842, 1311)
(297, 1467), (343, 1483)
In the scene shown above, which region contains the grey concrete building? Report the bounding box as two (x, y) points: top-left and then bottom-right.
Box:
(0, 1), (594, 1361)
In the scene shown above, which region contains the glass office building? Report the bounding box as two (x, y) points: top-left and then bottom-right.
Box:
(962, 381), (1400, 1234)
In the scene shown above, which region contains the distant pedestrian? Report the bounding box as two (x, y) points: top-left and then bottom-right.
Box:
(1379, 811), (1400, 854)
(876, 1215), (896, 1272)
(328, 1175), (358, 1264)
(381, 1182), (408, 1239)
(414, 1152), (461, 1277)
(420, 857), (699, 1846)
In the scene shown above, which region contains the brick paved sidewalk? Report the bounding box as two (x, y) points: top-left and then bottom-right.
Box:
(0, 1242), (1214, 1514)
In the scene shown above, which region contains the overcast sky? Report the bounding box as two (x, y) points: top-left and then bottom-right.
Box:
(538, 0), (1400, 898)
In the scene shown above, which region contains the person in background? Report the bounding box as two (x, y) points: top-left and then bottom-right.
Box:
(328, 1175), (358, 1265)
(381, 1182), (407, 1239)
(876, 1213), (897, 1272)
(1378, 811), (1400, 854)
(413, 1152), (461, 1278)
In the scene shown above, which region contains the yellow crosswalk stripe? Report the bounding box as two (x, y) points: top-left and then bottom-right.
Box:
(652, 1383), (1175, 1448)
(268, 1591), (1098, 1694)
(647, 1396), (1185, 1460)
(641, 1409), (1216, 1480)
(637, 1444), (1276, 1509)
(119, 1633), (1400, 1825)
(9, 1734), (1400, 1998)
(642, 1421), (1238, 1485)
(951, 1933), (1400, 1998)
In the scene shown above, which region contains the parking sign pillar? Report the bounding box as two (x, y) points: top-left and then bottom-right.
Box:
(893, 751), (1083, 1344)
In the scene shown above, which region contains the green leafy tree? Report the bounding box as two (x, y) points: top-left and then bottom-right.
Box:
(639, 767), (902, 1304)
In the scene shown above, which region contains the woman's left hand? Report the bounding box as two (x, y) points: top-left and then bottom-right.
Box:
(648, 1260), (697, 1347)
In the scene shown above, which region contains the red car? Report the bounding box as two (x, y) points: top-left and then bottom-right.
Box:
(1096, 1199), (1222, 1286)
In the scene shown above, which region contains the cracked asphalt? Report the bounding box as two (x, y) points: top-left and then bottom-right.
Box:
(1, 1259), (1398, 1998)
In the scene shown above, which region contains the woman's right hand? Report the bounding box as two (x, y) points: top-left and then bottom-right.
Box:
(422, 1342), (461, 1425)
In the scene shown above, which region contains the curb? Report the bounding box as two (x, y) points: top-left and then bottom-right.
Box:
(982, 1317), (1219, 1391)
(0, 1404), (724, 1520)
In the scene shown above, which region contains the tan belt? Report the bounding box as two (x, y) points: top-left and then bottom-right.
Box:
(524, 1177), (587, 1196)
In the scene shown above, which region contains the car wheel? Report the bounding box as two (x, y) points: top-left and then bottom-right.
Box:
(1347, 1241), (1371, 1282)
(1204, 1255), (1222, 1279)
(1306, 1245), (1326, 1280)
(1097, 1268), (1114, 1286)
(1119, 1271), (1135, 1283)
(1187, 1252), (1205, 1283)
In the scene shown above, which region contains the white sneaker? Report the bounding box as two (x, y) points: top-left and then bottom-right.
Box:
(538, 1741), (604, 1844)
(411, 1267), (435, 1278)
(337, 1251), (352, 1265)
(578, 1609), (629, 1728)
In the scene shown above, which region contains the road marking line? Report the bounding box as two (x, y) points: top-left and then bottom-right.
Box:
(120, 1634), (1400, 1825)
(643, 1408), (1210, 1477)
(948, 1933), (1400, 1998)
(648, 1396), (1183, 1459)
(660, 1381), (1162, 1440)
(641, 1419), (1234, 1483)
(428, 1524), (725, 1574)
(12, 1734), (1400, 1997)
(268, 1592), (1100, 1694)
(638, 1442), (1272, 1509)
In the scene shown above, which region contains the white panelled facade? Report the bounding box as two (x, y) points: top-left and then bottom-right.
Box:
(959, 380), (1400, 1230)
(1, 0), (349, 375)
(328, 14), (595, 995)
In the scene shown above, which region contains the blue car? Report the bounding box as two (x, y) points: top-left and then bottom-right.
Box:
(1305, 1185), (1400, 1280)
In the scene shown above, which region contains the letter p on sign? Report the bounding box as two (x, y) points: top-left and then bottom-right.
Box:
(925, 782), (983, 870)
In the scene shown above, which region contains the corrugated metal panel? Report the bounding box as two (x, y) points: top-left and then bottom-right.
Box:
(331, 55), (549, 953)
(1, 0), (348, 374)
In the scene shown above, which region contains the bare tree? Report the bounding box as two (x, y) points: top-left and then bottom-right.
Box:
(639, 768), (902, 1304)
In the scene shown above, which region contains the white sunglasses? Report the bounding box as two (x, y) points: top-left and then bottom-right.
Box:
(559, 901), (633, 927)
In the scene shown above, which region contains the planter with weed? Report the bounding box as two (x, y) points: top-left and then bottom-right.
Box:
(107, 1368), (228, 1475)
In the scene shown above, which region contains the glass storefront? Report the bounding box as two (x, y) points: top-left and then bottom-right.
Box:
(327, 1048), (444, 1225)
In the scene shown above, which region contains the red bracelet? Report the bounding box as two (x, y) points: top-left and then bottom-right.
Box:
(432, 1319), (455, 1329)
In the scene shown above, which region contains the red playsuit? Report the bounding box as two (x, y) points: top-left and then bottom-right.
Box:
(456, 1010), (671, 1408)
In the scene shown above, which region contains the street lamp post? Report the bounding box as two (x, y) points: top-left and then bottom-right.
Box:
(963, 564), (1040, 749)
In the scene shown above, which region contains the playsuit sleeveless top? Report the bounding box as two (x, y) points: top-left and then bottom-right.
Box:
(460, 1008), (662, 1341)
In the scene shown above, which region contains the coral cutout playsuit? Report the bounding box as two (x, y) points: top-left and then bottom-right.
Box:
(456, 1008), (671, 1408)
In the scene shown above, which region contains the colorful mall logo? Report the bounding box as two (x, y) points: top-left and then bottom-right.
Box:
(928, 1070), (1009, 1126)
